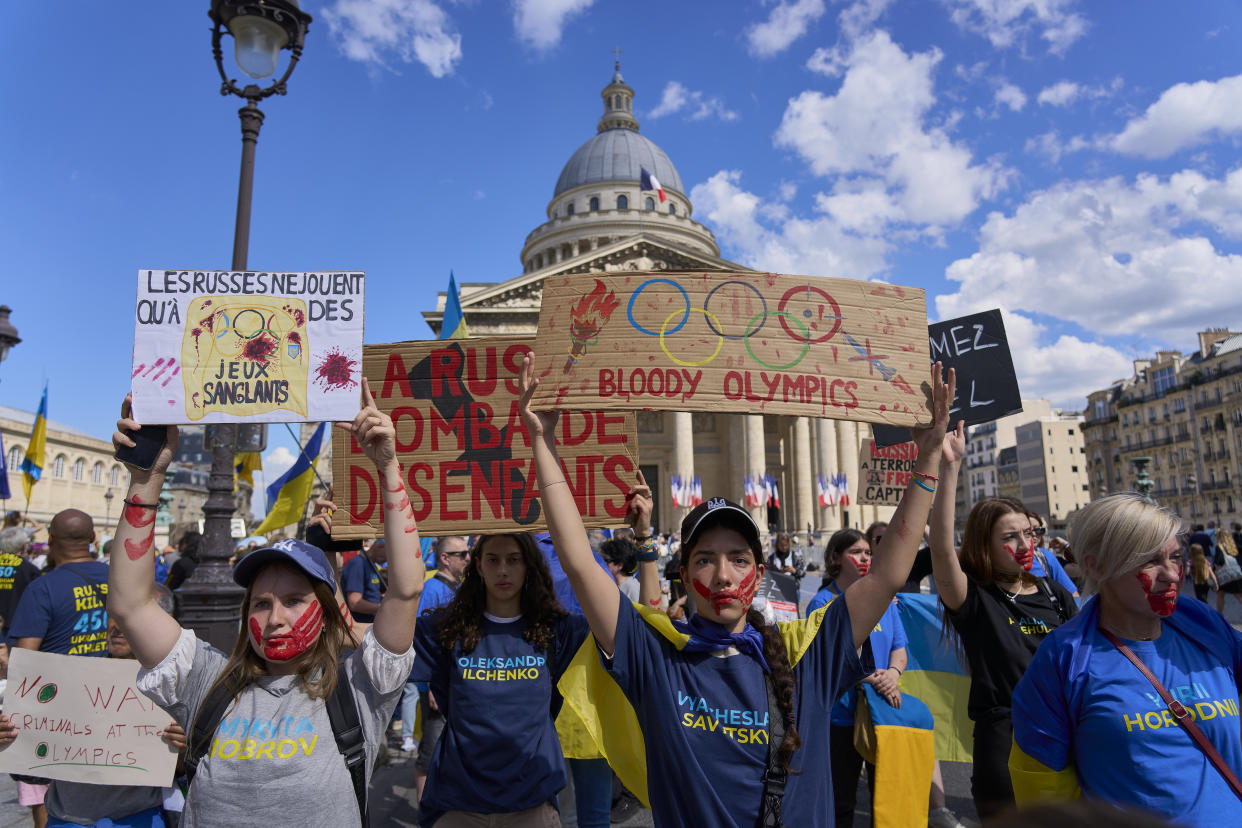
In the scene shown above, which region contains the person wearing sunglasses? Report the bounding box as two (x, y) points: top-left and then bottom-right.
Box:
(1026, 513), (1080, 597)
(1011, 495), (1242, 827)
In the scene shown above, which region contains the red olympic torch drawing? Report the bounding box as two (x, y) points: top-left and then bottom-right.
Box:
(564, 279), (621, 372)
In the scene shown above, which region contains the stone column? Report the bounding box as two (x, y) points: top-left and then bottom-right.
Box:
(673, 411), (695, 524)
(816, 419), (840, 532)
(836, 420), (859, 529)
(728, 414), (746, 505)
(745, 415), (767, 531)
(794, 417), (815, 539)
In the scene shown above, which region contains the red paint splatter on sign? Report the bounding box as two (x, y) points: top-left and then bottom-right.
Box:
(243, 333), (277, 363)
(313, 348), (358, 391)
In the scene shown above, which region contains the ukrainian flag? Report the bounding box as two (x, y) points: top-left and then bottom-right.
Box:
(234, 451), (262, 491)
(895, 593), (973, 762)
(254, 423), (325, 535)
(855, 682), (936, 826)
(439, 271), (469, 340)
(19, 384), (47, 503)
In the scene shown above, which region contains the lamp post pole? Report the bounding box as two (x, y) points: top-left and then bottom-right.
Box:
(179, 0), (311, 650)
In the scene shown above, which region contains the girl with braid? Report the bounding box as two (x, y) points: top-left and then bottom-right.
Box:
(411, 532), (589, 827)
(519, 355), (956, 827)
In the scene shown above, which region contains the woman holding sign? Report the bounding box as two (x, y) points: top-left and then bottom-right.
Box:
(105, 379), (423, 828)
(929, 421), (1077, 820)
(519, 354), (955, 828)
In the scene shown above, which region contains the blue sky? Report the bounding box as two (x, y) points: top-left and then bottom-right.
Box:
(3, 0), (1242, 505)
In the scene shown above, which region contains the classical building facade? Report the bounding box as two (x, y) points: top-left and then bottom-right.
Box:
(420, 67), (893, 537)
(1083, 329), (1242, 525)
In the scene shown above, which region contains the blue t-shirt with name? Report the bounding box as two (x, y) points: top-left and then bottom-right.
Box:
(340, 554), (383, 623)
(412, 610), (589, 825)
(1030, 548), (1077, 595)
(808, 582), (908, 726)
(604, 594), (867, 828)
(7, 560), (110, 656)
(412, 575), (459, 687)
(1013, 596), (1242, 827)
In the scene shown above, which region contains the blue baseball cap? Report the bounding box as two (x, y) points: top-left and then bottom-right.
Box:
(232, 538), (336, 591)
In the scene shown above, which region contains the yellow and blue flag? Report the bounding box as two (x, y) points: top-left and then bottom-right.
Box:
(895, 593), (973, 762)
(254, 423), (324, 535)
(439, 271), (469, 340)
(19, 384), (48, 503)
(0, 430), (11, 500)
(855, 682), (936, 826)
(234, 451), (262, 491)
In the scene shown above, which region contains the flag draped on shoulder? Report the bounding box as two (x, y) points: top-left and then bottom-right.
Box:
(20, 384), (48, 503)
(254, 423), (325, 535)
(439, 271), (469, 340)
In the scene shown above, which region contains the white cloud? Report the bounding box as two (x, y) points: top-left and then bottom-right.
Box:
(945, 0), (1088, 55)
(691, 170), (891, 278)
(995, 81), (1027, 111)
(512, 0), (595, 52)
(648, 81), (739, 122)
(1023, 129), (1090, 163)
(774, 31), (1008, 229)
(1111, 73), (1242, 159)
(936, 168), (1242, 350)
(322, 0), (462, 77)
(746, 0), (827, 57)
(838, 0), (895, 40)
(262, 446), (297, 483)
(1037, 80), (1079, 106)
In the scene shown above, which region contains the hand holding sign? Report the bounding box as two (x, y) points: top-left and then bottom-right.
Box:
(518, 353), (560, 442)
(625, 470), (653, 535)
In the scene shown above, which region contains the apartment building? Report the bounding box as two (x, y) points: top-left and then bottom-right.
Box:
(1015, 414), (1091, 527)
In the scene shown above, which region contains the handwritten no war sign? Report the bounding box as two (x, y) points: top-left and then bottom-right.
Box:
(131, 269), (365, 425)
(330, 336), (639, 539)
(529, 271), (932, 427)
(0, 649), (176, 786)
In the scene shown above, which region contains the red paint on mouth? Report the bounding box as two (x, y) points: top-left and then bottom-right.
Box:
(255, 601), (324, 661)
(696, 568), (760, 613)
(314, 348), (358, 391)
(1137, 571), (1178, 617)
(1005, 544), (1034, 572)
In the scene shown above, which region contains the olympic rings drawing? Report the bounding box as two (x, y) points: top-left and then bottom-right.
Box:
(628, 278), (689, 336)
(744, 311), (810, 370)
(703, 280), (767, 340)
(659, 307), (724, 367)
(777, 284), (842, 344)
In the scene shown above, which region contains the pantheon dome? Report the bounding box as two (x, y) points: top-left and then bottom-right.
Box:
(519, 65), (720, 273)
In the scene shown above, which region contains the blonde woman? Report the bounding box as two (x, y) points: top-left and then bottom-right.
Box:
(1011, 494), (1242, 826)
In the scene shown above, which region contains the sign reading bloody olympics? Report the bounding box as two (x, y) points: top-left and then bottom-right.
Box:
(131, 269), (365, 425)
(528, 271), (933, 426)
(857, 438), (918, 506)
(330, 336), (639, 539)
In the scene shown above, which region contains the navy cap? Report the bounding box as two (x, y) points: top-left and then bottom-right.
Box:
(680, 497), (762, 556)
(232, 538), (336, 591)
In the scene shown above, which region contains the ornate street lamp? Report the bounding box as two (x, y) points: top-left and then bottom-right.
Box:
(0, 306), (21, 366)
(180, 0), (310, 649)
(103, 489), (114, 534)
(1132, 457), (1156, 504)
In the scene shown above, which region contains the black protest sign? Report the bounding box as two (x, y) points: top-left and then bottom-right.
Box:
(872, 309), (1022, 446)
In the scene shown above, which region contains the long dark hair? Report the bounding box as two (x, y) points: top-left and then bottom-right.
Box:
(435, 533), (567, 654)
(679, 516), (802, 772)
(824, 528), (868, 581)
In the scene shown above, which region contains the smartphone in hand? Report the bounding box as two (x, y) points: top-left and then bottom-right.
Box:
(114, 425), (169, 471)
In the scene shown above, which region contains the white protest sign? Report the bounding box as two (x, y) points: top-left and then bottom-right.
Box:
(0, 649), (177, 786)
(131, 269), (365, 424)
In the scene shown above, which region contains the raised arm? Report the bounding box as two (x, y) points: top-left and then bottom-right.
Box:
(929, 420), (969, 611)
(336, 377), (423, 654)
(108, 394), (184, 668)
(843, 364), (954, 649)
(626, 472), (663, 610)
(518, 354), (621, 653)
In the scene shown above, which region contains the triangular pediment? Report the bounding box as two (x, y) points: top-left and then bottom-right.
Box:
(421, 235), (750, 336)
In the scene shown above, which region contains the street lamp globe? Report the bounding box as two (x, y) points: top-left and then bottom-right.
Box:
(0, 305), (21, 364)
(210, 0), (311, 87)
(231, 15), (289, 78)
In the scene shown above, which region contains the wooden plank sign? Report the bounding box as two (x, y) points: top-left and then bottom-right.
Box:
(528, 271), (932, 426)
(330, 336), (639, 539)
(0, 649), (177, 786)
(131, 269), (365, 424)
(857, 438), (919, 506)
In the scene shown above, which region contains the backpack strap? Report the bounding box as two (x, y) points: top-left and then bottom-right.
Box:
(184, 682), (235, 790)
(759, 673), (788, 828)
(326, 671), (369, 826)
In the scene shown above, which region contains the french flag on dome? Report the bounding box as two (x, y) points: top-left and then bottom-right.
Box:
(640, 167), (667, 203)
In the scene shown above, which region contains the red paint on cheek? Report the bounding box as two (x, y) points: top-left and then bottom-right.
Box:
(249, 616), (263, 648)
(123, 500), (156, 529)
(692, 578), (712, 600)
(124, 532), (153, 561)
(737, 568), (758, 602)
(847, 555), (870, 576)
(1136, 571), (1178, 617)
(260, 601), (325, 661)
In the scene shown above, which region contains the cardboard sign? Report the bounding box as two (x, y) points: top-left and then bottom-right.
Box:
(0, 649), (177, 786)
(131, 270), (365, 424)
(754, 571), (800, 623)
(330, 336), (640, 539)
(528, 271), (932, 426)
(872, 309), (1022, 446)
(857, 439), (919, 506)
